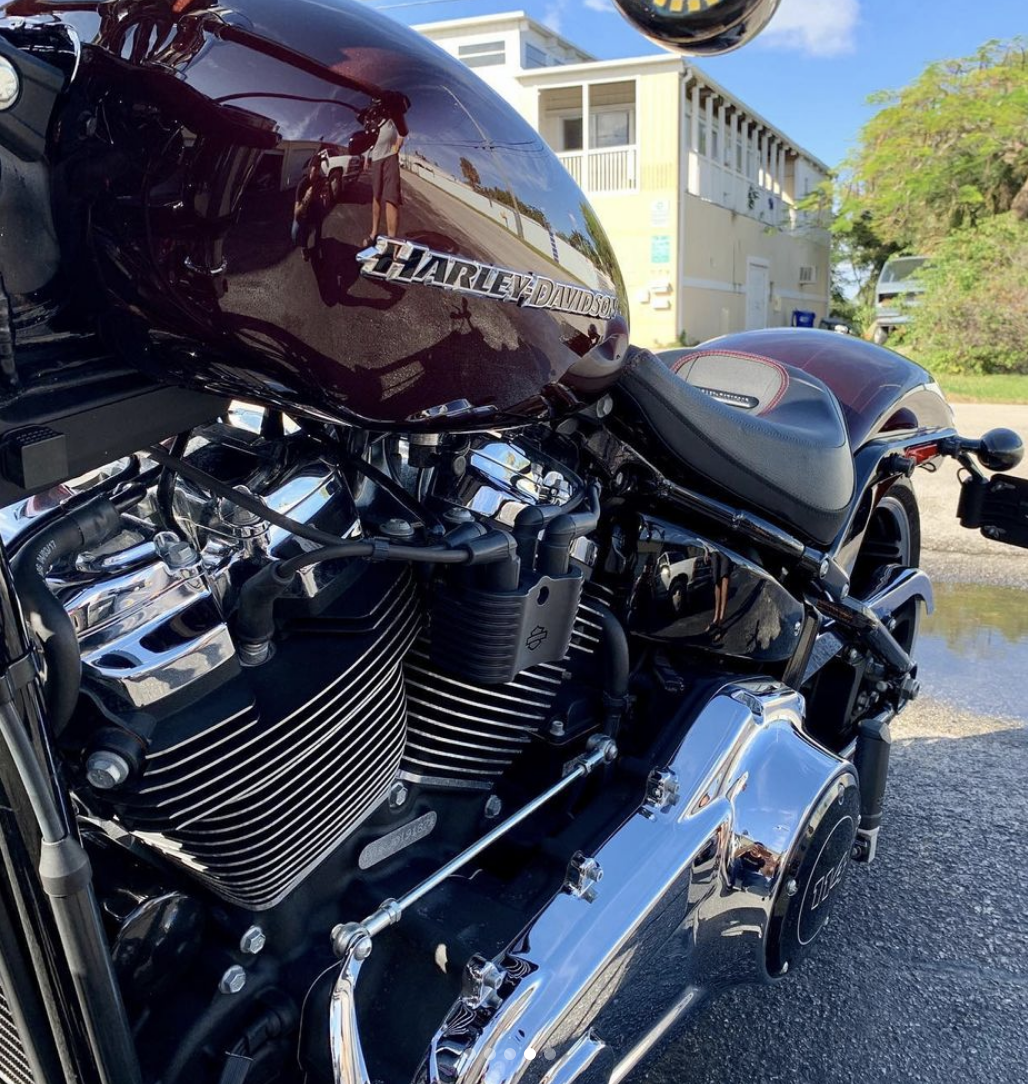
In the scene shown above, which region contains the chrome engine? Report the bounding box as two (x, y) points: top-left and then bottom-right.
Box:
(2, 411), (597, 907)
(0, 409), (862, 1084)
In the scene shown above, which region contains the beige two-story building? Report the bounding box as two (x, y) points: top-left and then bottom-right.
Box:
(417, 12), (832, 348)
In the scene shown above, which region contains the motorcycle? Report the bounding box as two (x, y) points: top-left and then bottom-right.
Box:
(0, 2), (1024, 1084)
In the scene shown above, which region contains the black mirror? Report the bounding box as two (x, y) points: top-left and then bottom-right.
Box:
(613, 0), (781, 56)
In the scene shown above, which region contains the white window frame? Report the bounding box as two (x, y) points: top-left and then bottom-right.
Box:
(524, 43), (551, 70)
(457, 40), (506, 68)
(588, 102), (636, 150)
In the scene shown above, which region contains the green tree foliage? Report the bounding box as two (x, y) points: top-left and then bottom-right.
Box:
(905, 214), (1028, 375)
(836, 39), (1028, 253)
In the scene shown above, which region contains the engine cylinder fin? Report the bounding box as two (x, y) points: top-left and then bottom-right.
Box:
(399, 603), (593, 788)
(111, 569), (421, 910)
(0, 985), (34, 1084)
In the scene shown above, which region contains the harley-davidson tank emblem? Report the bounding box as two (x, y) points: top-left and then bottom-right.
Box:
(357, 238), (620, 320)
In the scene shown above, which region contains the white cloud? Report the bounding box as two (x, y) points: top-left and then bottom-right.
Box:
(759, 0), (860, 58)
(582, 0), (612, 12)
(543, 1), (564, 33)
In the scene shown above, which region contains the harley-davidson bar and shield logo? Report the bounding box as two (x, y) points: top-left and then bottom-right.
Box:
(357, 238), (621, 321)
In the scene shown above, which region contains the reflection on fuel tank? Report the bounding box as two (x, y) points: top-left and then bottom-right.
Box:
(25, 0), (630, 425)
(360, 93), (410, 246)
(292, 154), (332, 261)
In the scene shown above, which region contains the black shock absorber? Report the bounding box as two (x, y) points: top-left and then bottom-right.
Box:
(852, 710), (894, 864)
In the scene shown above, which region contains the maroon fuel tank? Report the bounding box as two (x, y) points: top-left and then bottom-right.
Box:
(8, 0), (628, 429)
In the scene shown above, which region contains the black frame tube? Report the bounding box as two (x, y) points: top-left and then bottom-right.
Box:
(0, 539), (141, 1084)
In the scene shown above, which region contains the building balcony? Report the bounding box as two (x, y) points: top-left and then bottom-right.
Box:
(556, 145), (638, 193)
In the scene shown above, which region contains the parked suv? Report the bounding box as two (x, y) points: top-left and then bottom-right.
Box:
(871, 255), (929, 344)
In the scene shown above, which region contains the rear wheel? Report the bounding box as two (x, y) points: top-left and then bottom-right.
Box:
(853, 478), (920, 580)
(805, 478), (922, 749)
(858, 476), (923, 654)
(852, 477), (921, 652)
(858, 481), (923, 650)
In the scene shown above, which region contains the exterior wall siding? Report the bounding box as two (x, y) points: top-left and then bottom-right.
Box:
(589, 70), (681, 348)
(679, 193), (831, 344)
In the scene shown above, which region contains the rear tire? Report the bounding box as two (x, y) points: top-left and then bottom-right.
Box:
(804, 478), (922, 749)
(851, 476), (921, 653)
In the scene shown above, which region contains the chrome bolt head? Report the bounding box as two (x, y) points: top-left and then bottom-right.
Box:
(239, 926), (266, 955)
(219, 965), (247, 995)
(484, 795), (503, 820)
(786, 878), (799, 897)
(154, 531), (199, 570)
(86, 751), (131, 791)
(388, 781), (409, 809)
(0, 58), (20, 111)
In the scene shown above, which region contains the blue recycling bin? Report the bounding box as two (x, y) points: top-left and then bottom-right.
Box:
(791, 310), (816, 328)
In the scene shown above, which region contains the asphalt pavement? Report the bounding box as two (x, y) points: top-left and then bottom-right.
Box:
(642, 403), (1028, 1084)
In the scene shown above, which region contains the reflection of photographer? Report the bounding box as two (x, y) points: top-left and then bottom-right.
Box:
(292, 154), (331, 261)
(360, 95), (410, 246)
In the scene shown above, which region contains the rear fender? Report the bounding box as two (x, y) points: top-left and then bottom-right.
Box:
(702, 329), (954, 446)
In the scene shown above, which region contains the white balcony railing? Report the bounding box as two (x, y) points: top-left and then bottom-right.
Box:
(557, 150), (584, 187)
(556, 146), (638, 193)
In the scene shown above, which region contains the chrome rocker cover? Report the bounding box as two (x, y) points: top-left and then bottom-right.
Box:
(335, 682), (860, 1084)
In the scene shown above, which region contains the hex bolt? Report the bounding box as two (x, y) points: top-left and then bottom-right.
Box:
(484, 795), (503, 820)
(380, 518), (415, 541)
(549, 718), (566, 738)
(786, 878), (799, 897)
(86, 751), (132, 791)
(154, 531), (199, 570)
(219, 965), (247, 995)
(239, 926), (266, 955)
(389, 781), (409, 809)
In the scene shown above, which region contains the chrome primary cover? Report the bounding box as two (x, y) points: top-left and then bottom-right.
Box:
(420, 682), (857, 1084)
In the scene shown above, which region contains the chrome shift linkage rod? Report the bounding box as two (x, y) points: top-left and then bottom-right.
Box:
(328, 735), (619, 1084)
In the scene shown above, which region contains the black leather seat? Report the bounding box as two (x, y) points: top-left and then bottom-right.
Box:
(618, 347), (855, 545)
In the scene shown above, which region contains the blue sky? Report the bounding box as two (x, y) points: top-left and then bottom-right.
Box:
(372, 0), (1028, 169)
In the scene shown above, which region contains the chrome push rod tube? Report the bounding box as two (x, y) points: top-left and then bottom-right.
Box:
(333, 736), (618, 954)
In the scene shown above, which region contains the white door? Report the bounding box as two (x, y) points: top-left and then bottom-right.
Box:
(745, 259), (770, 330)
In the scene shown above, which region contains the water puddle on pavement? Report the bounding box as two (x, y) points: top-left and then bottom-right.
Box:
(917, 582), (1028, 722)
